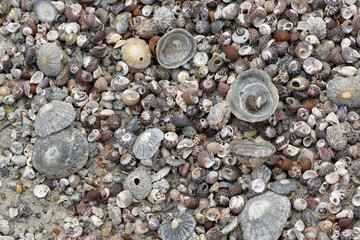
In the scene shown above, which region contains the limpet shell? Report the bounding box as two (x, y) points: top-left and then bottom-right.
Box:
(36, 43), (62, 76)
(156, 29), (197, 69)
(206, 100), (231, 130)
(132, 128), (164, 160)
(239, 191), (291, 240)
(34, 100), (76, 138)
(32, 128), (89, 179)
(121, 38), (151, 70)
(226, 69), (279, 122)
(327, 76), (360, 108)
(159, 212), (196, 240)
(230, 140), (276, 168)
(34, 0), (57, 23)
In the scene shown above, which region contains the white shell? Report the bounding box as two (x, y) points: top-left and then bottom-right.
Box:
(232, 28), (250, 44)
(325, 172), (339, 185)
(277, 19), (293, 31)
(325, 112), (339, 125)
(305, 35), (320, 46)
(33, 184), (50, 198)
(259, 23), (271, 35)
(238, 46), (253, 56)
(116, 190), (133, 208)
(303, 57), (322, 75)
(116, 61), (129, 76)
(339, 66), (357, 77)
(294, 220), (305, 232)
(90, 215), (103, 227)
(193, 52), (209, 67)
(302, 170), (318, 180)
(329, 190), (341, 206)
(352, 193), (360, 206)
(206, 207), (221, 222)
(5, 22), (21, 33)
(30, 71), (45, 84)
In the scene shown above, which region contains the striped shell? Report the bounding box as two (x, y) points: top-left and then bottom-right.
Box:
(159, 212), (196, 240)
(132, 128), (164, 159)
(34, 101), (76, 138)
(36, 43), (62, 76)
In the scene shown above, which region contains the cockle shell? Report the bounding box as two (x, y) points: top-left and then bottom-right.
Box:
(34, 101), (76, 138)
(226, 69), (279, 122)
(239, 191), (291, 240)
(156, 29), (197, 69)
(32, 128), (89, 179)
(132, 128), (164, 160)
(230, 140), (276, 168)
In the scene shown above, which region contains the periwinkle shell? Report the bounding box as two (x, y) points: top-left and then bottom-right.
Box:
(156, 29), (197, 69)
(159, 212), (196, 240)
(124, 167), (152, 200)
(230, 140), (276, 168)
(133, 128), (164, 160)
(239, 191), (291, 240)
(36, 43), (62, 76)
(32, 128), (89, 179)
(327, 76), (360, 108)
(34, 100), (76, 138)
(226, 69), (279, 122)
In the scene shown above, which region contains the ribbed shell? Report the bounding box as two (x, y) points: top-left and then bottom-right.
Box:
(159, 212), (196, 240)
(153, 6), (176, 32)
(251, 164), (271, 183)
(36, 43), (62, 76)
(327, 76), (360, 108)
(32, 128), (89, 179)
(34, 100), (76, 138)
(206, 101), (231, 130)
(226, 69), (279, 122)
(132, 128), (164, 159)
(121, 38), (151, 70)
(34, 0), (57, 23)
(123, 167), (152, 200)
(156, 29), (197, 69)
(239, 191), (291, 240)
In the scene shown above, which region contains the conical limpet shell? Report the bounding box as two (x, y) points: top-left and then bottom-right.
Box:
(34, 100), (76, 138)
(32, 128), (89, 179)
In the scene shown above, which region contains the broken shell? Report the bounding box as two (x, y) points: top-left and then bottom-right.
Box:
(33, 184), (50, 198)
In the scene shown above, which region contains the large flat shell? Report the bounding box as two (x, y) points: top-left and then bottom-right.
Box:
(239, 191), (290, 240)
(124, 167), (152, 200)
(327, 76), (360, 108)
(226, 69), (279, 122)
(230, 140), (276, 168)
(156, 29), (197, 69)
(34, 100), (76, 138)
(32, 128), (89, 179)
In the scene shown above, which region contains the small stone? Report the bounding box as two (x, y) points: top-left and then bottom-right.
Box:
(10, 142), (23, 155)
(8, 208), (18, 219)
(0, 216), (10, 235)
(102, 221), (112, 237)
(15, 184), (22, 194)
(125, 222), (135, 235)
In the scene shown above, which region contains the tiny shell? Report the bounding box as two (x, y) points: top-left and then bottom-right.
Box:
(33, 184), (50, 198)
(206, 101), (231, 130)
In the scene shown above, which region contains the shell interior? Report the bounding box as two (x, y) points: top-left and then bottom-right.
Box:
(156, 29), (197, 69)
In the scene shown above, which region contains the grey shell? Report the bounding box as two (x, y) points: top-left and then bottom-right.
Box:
(270, 179), (298, 195)
(133, 128), (164, 160)
(159, 212), (196, 240)
(34, 0), (57, 23)
(156, 29), (197, 69)
(36, 43), (62, 76)
(239, 191), (291, 240)
(32, 128), (89, 179)
(166, 155), (186, 167)
(226, 69), (279, 122)
(34, 100), (76, 138)
(251, 165), (271, 184)
(327, 76), (360, 108)
(124, 167), (152, 200)
(230, 140), (276, 168)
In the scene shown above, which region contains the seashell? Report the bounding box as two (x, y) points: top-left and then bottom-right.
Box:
(132, 128), (164, 160)
(156, 29), (197, 69)
(293, 121), (311, 137)
(226, 69), (279, 122)
(295, 41), (313, 59)
(65, 4), (82, 21)
(34, 101), (76, 138)
(159, 212), (196, 240)
(239, 191), (290, 240)
(307, 177), (322, 196)
(230, 140), (276, 168)
(303, 57), (322, 75)
(277, 19), (293, 32)
(292, 195), (308, 211)
(152, 6), (176, 32)
(342, 47), (360, 64)
(130, 16), (157, 39)
(121, 89), (140, 106)
(36, 43), (62, 76)
(326, 125), (347, 151)
(291, 0), (308, 14)
(206, 208), (221, 222)
(32, 128), (88, 179)
(148, 188), (166, 204)
(124, 167), (152, 200)
(116, 190), (133, 208)
(325, 172), (339, 185)
(34, 0), (57, 23)
(211, 21), (225, 35)
(33, 184), (50, 198)
(121, 38), (151, 70)
(232, 28), (249, 44)
(206, 101), (231, 130)
(313, 202), (328, 220)
(195, 20), (210, 35)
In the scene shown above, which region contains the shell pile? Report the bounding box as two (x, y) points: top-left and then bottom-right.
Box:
(0, 0), (360, 239)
